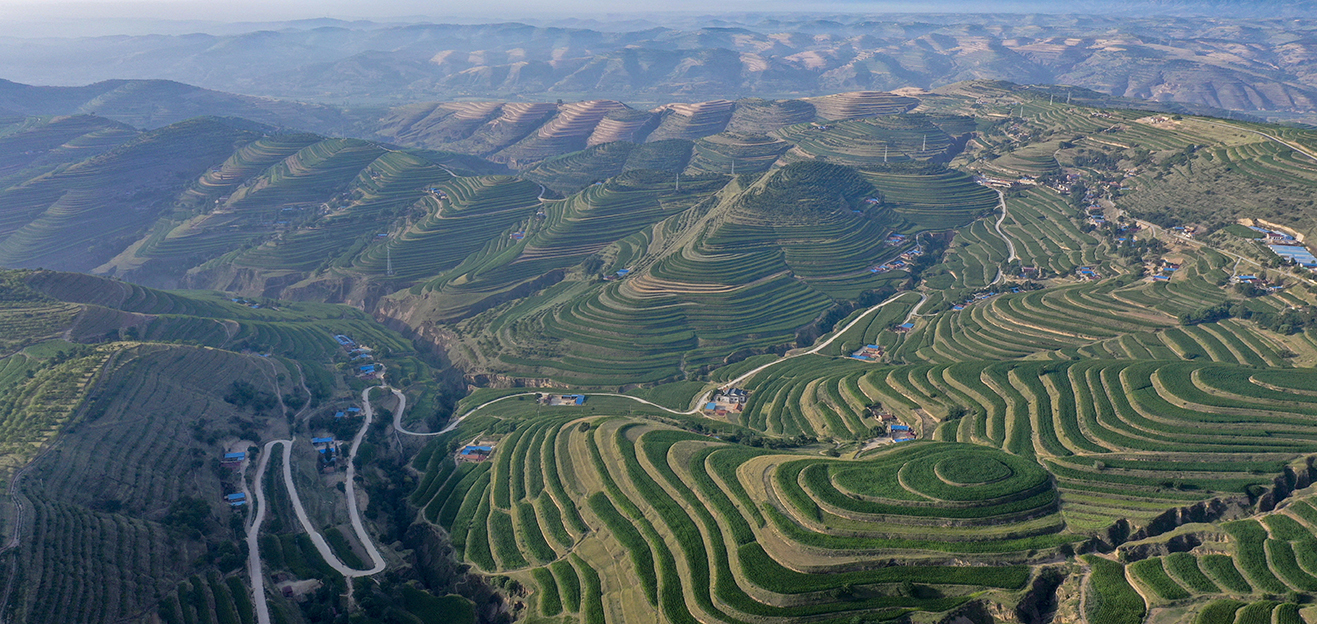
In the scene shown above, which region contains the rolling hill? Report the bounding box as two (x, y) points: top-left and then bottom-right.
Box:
(6, 75), (1317, 624)
(2, 13), (1315, 123)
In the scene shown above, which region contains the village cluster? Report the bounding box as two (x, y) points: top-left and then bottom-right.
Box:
(334, 334), (381, 378)
(1147, 258), (1180, 282)
(229, 297), (274, 310)
(870, 235), (924, 274)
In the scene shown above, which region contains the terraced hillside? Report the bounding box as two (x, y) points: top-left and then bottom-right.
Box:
(776, 115), (958, 166)
(0, 115), (137, 188)
(370, 92), (915, 169)
(0, 268), (471, 624)
(0, 117), (265, 272)
(416, 162), (912, 386)
(396, 84), (1317, 624)
(0, 91), (960, 292)
(5, 345), (292, 624)
(686, 131), (791, 175)
(416, 419), (1047, 623)
(11, 82), (1317, 624)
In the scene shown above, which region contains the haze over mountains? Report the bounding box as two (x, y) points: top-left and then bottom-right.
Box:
(3, 11), (1317, 124)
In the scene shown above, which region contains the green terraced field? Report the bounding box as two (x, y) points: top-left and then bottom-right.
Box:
(11, 86), (1317, 624)
(776, 114), (956, 165)
(418, 418), (1038, 624)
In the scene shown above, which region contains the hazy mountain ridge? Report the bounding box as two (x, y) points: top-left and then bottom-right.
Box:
(4, 15), (1317, 122)
(0, 78), (361, 133)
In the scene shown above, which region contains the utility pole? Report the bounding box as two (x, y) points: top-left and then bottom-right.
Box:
(1067, 91), (1072, 105)
(730, 159), (735, 176)
(884, 145), (889, 163)
(675, 172), (680, 192)
(921, 135), (927, 152)
(1050, 93), (1054, 105)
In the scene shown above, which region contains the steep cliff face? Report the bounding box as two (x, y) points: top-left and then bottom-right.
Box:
(1090, 458), (1317, 556)
(1119, 532), (1207, 562)
(1125, 497), (1253, 544)
(1016, 567), (1068, 624)
(1257, 459), (1317, 512)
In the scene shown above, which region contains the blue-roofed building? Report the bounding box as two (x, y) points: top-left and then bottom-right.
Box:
(358, 364), (376, 373)
(347, 407), (361, 413)
(891, 424), (911, 431)
(1270, 244), (1317, 268)
(223, 452), (245, 461)
(335, 411), (345, 418)
(311, 437), (334, 445)
(457, 444), (494, 462)
(225, 493), (246, 502)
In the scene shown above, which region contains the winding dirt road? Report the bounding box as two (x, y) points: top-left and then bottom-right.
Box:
(246, 386), (393, 623)
(246, 286), (931, 621)
(990, 187), (1019, 286)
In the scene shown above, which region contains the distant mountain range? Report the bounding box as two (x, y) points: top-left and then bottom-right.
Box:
(1, 14), (1316, 124)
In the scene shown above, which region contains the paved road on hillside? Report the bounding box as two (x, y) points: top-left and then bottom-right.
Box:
(990, 188), (1018, 287)
(438, 390), (702, 435)
(993, 188), (1018, 263)
(247, 379), (390, 623)
(720, 291), (928, 392)
(442, 290), (931, 431)
(247, 441), (277, 624)
(344, 387), (389, 571)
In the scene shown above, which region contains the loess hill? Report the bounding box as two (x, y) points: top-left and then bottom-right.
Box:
(7, 77), (1317, 624)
